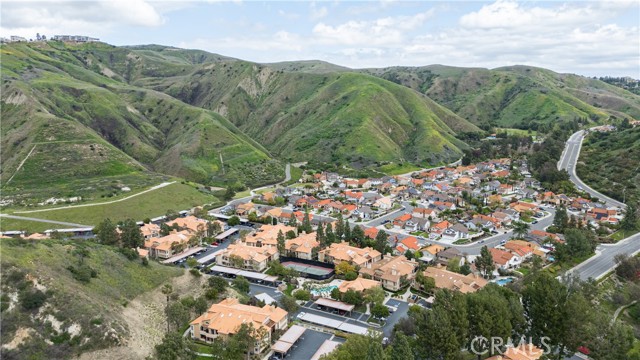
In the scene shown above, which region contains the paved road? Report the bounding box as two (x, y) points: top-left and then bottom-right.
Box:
(558, 130), (639, 280)
(557, 130), (625, 209)
(0, 214), (91, 228)
(567, 231), (640, 280)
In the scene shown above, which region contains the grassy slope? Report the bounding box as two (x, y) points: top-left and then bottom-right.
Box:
(141, 60), (478, 167)
(576, 127), (640, 203)
(4, 182), (220, 228)
(1, 42), (276, 205)
(0, 239), (183, 359)
(361, 64), (640, 129)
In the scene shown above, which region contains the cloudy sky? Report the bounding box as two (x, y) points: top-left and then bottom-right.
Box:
(2, 0), (639, 77)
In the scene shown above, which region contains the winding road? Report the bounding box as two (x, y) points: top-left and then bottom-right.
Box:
(559, 130), (639, 280)
(558, 130), (625, 209)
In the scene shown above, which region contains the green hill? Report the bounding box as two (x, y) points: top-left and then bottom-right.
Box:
(362, 65), (640, 131)
(0, 239), (184, 359)
(577, 126), (640, 204)
(1, 42), (278, 206)
(107, 49), (478, 167)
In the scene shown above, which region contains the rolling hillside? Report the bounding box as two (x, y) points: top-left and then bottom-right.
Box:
(83, 45), (478, 166)
(2, 41), (638, 206)
(362, 65), (640, 130)
(577, 127), (640, 204)
(0, 42), (277, 206)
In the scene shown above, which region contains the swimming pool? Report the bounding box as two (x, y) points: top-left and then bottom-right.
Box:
(495, 277), (514, 286)
(310, 285), (338, 297)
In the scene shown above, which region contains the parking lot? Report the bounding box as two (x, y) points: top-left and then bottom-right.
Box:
(382, 299), (410, 336)
(303, 301), (368, 322)
(273, 329), (334, 359)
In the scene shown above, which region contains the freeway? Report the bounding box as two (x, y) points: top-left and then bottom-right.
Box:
(557, 130), (625, 209)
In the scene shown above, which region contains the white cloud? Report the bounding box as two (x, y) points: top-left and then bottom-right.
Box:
(312, 10), (434, 46)
(310, 1), (328, 20)
(278, 9), (300, 20)
(0, 0), (167, 38)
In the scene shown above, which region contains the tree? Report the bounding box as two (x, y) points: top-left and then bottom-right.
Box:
(404, 249), (414, 260)
(323, 334), (384, 360)
(228, 215), (240, 226)
(512, 221), (530, 239)
(344, 271), (358, 281)
(326, 223), (336, 244)
(351, 225), (365, 246)
(446, 257), (461, 273)
(194, 296), (208, 315)
(620, 202), (638, 232)
(224, 187), (236, 201)
(374, 230), (388, 254)
(553, 206), (569, 230)
(119, 218), (143, 249)
(416, 305), (461, 360)
(344, 220), (352, 241)
(432, 289), (468, 348)
(287, 214), (298, 227)
(467, 288), (513, 359)
(207, 220), (222, 236)
(614, 253), (640, 281)
(208, 276), (227, 293)
(342, 289), (363, 306)
(365, 341), (385, 360)
(522, 272), (592, 360)
(154, 332), (196, 360)
(233, 276), (250, 294)
(335, 261), (356, 276)
(476, 246), (495, 279)
(564, 228), (596, 258)
(94, 218), (119, 246)
(335, 213), (345, 240)
(186, 257), (198, 268)
(279, 295), (300, 314)
(316, 223), (326, 246)
(286, 230), (297, 239)
(229, 254), (244, 269)
(301, 209), (312, 233)
(390, 332), (414, 360)
(293, 289), (311, 301)
(165, 301), (190, 332)
(331, 287), (342, 301)
(363, 286), (385, 305)
(459, 263), (472, 275)
(371, 303), (389, 319)
(414, 271), (435, 293)
(277, 230), (286, 255)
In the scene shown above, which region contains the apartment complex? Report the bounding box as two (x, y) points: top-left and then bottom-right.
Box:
(359, 255), (418, 291)
(318, 241), (382, 267)
(216, 243), (279, 271)
(190, 298), (288, 355)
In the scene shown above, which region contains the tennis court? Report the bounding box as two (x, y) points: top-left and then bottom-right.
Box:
(282, 261), (334, 276)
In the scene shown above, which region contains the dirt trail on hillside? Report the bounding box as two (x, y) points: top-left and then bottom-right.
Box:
(78, 272), (206, 360)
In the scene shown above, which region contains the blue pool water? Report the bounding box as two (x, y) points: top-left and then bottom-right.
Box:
(311, 285), (338, 296)
(495, 277), (514, 286)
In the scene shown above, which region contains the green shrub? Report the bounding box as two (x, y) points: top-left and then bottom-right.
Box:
(20, 289), (47, 310)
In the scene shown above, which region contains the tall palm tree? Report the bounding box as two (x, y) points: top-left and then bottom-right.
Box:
(512, 221), (530, 239)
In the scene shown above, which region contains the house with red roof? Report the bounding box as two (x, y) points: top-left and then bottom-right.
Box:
(489, 248), (521, 270)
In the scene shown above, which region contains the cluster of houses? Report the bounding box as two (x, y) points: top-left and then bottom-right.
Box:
(138, 215), (222, 259)
(1, 34), (99, 43)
